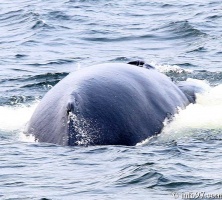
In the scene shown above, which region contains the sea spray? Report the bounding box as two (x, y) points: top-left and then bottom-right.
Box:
(0, 103), (38, 142)
(159, 83), (222, 141)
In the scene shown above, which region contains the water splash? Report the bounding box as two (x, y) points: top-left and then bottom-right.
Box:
(150, 61), (193, 73)
(0, 103), (38, 142)
(159, 83), (222, 141)
(68, 112), (92, 145)
(68, 109), (104, 146)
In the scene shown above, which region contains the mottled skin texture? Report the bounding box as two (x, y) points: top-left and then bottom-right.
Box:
(27, 63), (190, 146)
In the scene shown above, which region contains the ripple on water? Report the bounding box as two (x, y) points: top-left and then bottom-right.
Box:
(155, 20), (207, 41)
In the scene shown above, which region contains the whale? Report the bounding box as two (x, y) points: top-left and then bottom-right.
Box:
(26, 62), (200, 146)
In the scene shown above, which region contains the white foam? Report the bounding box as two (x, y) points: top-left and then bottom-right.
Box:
(150, 61), (193, 73)
(185, 78), (211, 91)
(159, 83), (222, 141)
(0, 103), (38, 142)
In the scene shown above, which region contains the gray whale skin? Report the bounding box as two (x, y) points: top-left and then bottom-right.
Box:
(26, 62), (200, 146)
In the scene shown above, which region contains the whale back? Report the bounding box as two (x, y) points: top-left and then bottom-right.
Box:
(27, 63), (189, 146)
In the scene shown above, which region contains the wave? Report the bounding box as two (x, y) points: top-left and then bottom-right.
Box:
(31, 20), (54, 30)
(0, 72), (68, 89)
(152, 62), (222, 85)
(139, 82), (222, 146)
(0, 72), (68, 105)
(81, 34), (154, 42)
(154, 20), (207, 40)
(0, 9), (25, 23)
(47, 11), (71, 21)
(0, 95), (39, 106)
(27, 59), (75, 66)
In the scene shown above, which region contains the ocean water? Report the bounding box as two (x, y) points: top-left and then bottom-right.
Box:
(1, 0), (222, 199)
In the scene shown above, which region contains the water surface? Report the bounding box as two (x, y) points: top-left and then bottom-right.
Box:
(0, 0), (222, 199)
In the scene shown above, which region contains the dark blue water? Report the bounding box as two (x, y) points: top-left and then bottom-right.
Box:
(1, 0), (222, 199)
